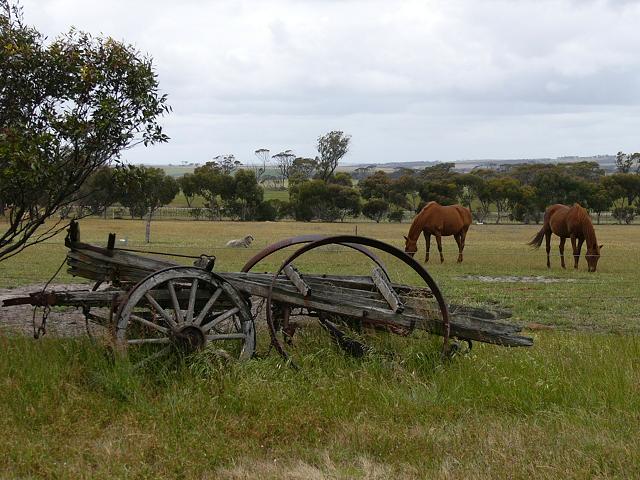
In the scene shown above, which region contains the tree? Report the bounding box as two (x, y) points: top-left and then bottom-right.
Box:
(615, 151), (636, 173)
(316, 130), (351, 182)
(419, 180), (460, 206)
(272, 149), (295, 187)
(177, 173), (199, 207)
(292, 180), (337, 221)
(232, 169), (263, 221)
(115, 166), (179, 243)
(352, 165), (375, 181)
(510, 185), (540, 224)
(193, 161), (235, 219)
(212, 154), (241, 174)
(602, 173), (640, 224)
(288, 157), (317, 188)
(458, 174), (491, 223)
(362, 199), (389, 223)
(391, 174), (421, 210)
(0, 1), (169, 260)
(330, 172), (353, 186)
(488, 177), (521, 224)
(359, 171), (392, 200)
(252, 148), (270, 183)
(76, 167), (119, 217)
(330, 184), (361, 221)
(420, 163), (457, 182)
(585, 184), (613, 225)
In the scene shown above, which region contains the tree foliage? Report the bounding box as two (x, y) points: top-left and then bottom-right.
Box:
(362, 199), (389, 223)
(316, 130), (350, 182)
(115, 166), (178, 242)
(0, 1), (169, 259)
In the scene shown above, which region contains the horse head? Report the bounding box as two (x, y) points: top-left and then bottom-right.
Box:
(586, 244), (603, 272)
(403, 235), (417, 257)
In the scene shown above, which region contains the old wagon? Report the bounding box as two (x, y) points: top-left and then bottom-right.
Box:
(2, 222), (532, 365)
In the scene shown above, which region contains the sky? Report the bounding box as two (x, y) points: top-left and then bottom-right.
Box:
(20, 0), (640, 166)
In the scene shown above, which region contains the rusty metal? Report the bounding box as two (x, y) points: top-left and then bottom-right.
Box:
(264, 235), (451, 363)
(241, 234), (390, 276)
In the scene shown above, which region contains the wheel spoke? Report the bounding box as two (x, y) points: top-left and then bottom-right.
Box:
(167, 280), (184, 324)
(144, 292), (178, 330)
(201, 307), (240, 333)
(206, 333), (246, 341)
(130, 313), (169, 334)
(127, 337), (172, 345)
(185, 278), (199, 323)
(193, 288), (223, 326)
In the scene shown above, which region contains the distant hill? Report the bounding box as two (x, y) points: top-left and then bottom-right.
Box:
(345, 154), (618, 173)
(152, 154), (618, 178)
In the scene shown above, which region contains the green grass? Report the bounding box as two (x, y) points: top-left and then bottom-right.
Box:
(1, 219), (639, 478)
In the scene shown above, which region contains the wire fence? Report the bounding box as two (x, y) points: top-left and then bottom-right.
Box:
(86, 206), (639, 225)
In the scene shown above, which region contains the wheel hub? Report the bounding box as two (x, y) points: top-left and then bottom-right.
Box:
(173, 325), (206, 352)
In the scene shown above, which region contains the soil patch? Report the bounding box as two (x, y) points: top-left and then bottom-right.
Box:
(457, 275), (578, 284)
(0, 283), (105, 338)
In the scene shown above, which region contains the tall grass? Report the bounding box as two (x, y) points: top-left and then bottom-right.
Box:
(1, 219), (639, 477)
(0, 332), (638, 478)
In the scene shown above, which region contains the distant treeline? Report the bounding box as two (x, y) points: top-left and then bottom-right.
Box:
(71, 151), (640, 226)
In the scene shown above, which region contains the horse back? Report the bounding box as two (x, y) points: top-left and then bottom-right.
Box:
(421, 203), (469, 235)
(545, 204), (571, 237)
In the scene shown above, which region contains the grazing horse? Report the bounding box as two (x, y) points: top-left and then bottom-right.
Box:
(404, 202), (472, 263)
(226, 235), (254, 248)
(528, 203), (602, 272)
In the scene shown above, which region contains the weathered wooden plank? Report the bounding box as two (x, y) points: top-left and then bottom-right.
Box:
(224, 273), (522, 335)
(371, 267), (404, 313)
(283, 264), (311, 297)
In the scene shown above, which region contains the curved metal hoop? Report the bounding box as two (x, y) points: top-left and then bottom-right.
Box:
(241, 234), (389, 276)
(264, 235), (451, 363)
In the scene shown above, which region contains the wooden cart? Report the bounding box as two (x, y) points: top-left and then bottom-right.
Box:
(2, 222), (532, 364)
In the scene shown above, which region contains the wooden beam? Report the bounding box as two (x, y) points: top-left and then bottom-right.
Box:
(283, 264), (310, 297)
(371, 267), (404, 313)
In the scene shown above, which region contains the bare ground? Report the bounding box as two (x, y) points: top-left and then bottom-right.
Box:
(0, 283), (105, 338)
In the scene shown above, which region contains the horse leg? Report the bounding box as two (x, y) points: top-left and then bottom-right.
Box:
(545, 231), (552, 268)
(454, 234), (463, 263)
(424, 232), (431, 263)
(435, 233), (444, 263)
(459, 227), (469, 263)
(575, 238), (584, 269)
(570, 234), (578, 268)
(559, 237), (566, 269)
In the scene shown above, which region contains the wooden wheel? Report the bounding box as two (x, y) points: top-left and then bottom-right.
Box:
(115, 267), (255, 363)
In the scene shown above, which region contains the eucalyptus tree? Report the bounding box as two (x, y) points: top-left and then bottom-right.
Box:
(316, 131), (351, 182)
(0, 0), (169, 260)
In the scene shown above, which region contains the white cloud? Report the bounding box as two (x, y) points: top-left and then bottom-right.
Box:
(18, 0), (640, 164)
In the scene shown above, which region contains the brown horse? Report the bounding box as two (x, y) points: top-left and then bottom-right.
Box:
(528, 203), (603, 272)
(404, 201), (472, 263)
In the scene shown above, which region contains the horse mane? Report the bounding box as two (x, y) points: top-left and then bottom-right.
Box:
(573, 204), (597, 248)
(407, 202), (437, 240)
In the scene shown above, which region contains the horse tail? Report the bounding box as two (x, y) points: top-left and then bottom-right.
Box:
(527, 227), (545, 248)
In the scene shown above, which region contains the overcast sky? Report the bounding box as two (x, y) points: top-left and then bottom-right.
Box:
(21, 0), (640, 165)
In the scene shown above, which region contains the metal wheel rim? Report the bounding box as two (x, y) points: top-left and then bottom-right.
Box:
(264, 235), (450, 364)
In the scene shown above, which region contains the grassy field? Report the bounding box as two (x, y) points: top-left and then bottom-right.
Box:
(0, 219), (639, 478)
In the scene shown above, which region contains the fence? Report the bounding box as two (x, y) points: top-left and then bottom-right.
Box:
(92, 206), (639, 225)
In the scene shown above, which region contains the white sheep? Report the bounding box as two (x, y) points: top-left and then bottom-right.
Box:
(225, 235), (254, 248)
